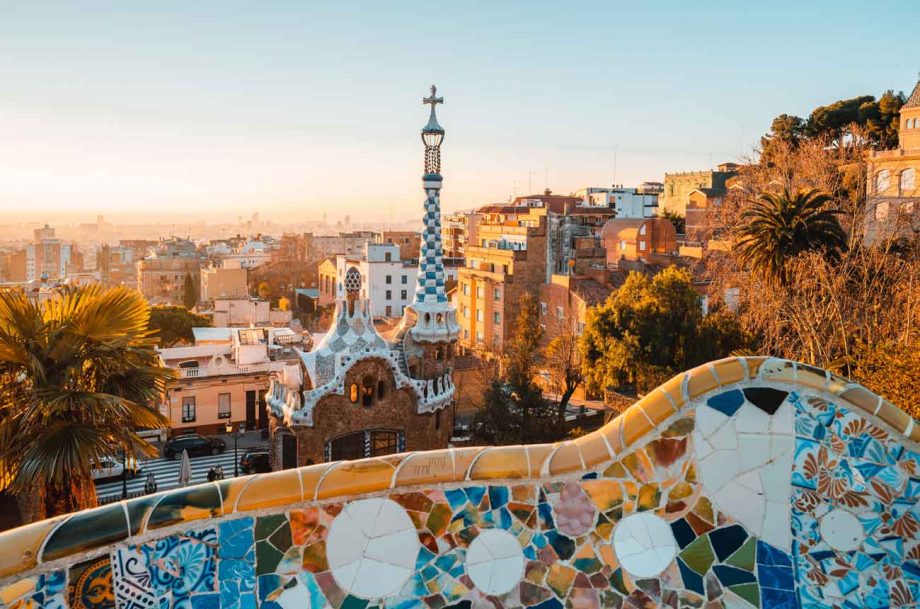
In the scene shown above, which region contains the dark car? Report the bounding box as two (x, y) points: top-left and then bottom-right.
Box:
(240, 450), (271, 475)
(163, 435), (226, 460)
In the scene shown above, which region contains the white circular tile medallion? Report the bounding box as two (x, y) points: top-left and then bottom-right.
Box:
(819, 508), (864, 553)
(326, 498), (420, 599)
(466, 529), (526, 596)
(613, 512), (678, 578)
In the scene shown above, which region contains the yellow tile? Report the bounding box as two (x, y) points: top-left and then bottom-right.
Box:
(0, 577), (36, 604)
(622, 406), (654, 448)
(467, 446), (529, 480)
(657, 373), (686, 408)
(394, 450), (456, 487)
(526, 444), (555, 477)
(315, 459), (395, 500)
(574, 432), (612, 469)
(686, 365), (720, 399)
(599, 416), (625, 456)
(300, 463), (334, 501)
(0, 516), (67, 578)
(548, 442), (583, 476)
(839, 386), (881, 414)
(876, 401), (912, 437)
(236, 469), (303, 512)
(741, 356), (769, 379)
(638, 391), (678, 426)
(794, 364), (828, 393)
(711, 357), (746, 387)
(452, 447), (485, 479)
(217, 476), (250, 513)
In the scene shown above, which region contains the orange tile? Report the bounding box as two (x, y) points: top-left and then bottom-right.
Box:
(315, 459), (395, 500)
(468, 446), (529, 480)
(451, 447), (486, 479)
(622, 406), (655, 448)
(0, 578), (37, 605)
(394, 450), (456, 487)
(300, 463), (334, 501)
(638, 392), (678, 426)
(217, 476), (251, 514)
(657, 373), (686, 408)
(839, 386), (881, 414)
(910, 419), (920, 444)
(548, 442), (583, 476)
(876, 401), (913, 437)
(599, 416), (625, 456)
(574, 432), (612, 469)
(236, 469), (303, 512)
(526, 444), (555, 477)
(0, 515), (67, 578)
(711, 357), (746, 387)
(686, 365), (720, 399)
(741, 356), (769, 379)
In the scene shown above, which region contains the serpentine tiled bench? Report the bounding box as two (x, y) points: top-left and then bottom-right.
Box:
(0, 357), (917, 609)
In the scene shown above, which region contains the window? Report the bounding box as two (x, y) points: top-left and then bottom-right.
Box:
(876, 170), (890, 193)
(385, 305), (392, 316)
(462, 283), (469, 295)
(362, 376), (375, 407)
(385, 252), (392, 262)
(639, 224), (647, 235)
(619, 240), (626, 250)
(401, 289), (407, 300)
(639, 241), (647, 251)
(493, 311), (501, 324)
(493, 288), (501, 300)
(540, 302), (547, 315)
(900, 168), (915, 194)
(476, 309), (484, 322)
(435, 410), (441, 430)
(377, 380), (386, 400)
(401, 275), (408, 284)
(349, 383), (359, 403)
(875, 201), (890, 221)
(476, 286), (484, 298)
(385, 290), (392, 300)
(476, 331), (483, 343)
(556, 306), (564, 320)
(218, 393), (231, 419)
(385, 275), (392, 284)
(464, 329), (470, 339)
(181, 397), (196, 423)
(370, 430), (398, 457)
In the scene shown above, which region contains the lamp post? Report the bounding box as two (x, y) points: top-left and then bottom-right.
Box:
(121, 447), (128, 500)
(226, 421), (241, 477)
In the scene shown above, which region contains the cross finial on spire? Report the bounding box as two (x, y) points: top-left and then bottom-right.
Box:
(423, 85), (443, 108)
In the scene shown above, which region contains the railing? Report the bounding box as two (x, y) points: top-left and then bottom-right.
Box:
(178, 361), (296, 379)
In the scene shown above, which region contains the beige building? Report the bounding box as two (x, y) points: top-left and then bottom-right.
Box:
(601, 217), (678, 265)
(658, 163), (739, 217)
(200, 266), (249, 301)
(865, 79), (920, 244)
(137, 257), (201, 306)
(158, 327), (304, 435)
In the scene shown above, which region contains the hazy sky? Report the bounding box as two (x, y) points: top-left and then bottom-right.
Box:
(0, 1), (918, 223)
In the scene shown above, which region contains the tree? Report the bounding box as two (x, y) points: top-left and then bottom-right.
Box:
(734, 188), (847, 285)
(805, 95), (875, 153)
(148, 305), (212, 347)
(657, 209), (685, 234)
(0, 285), (172, 521)
(544, 319), (584, 425)
(581, 267), (749, 394)
(182, 273), (198, 310)
(258, 281), (272, 300)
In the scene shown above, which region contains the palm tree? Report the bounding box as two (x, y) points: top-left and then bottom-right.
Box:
(0, 285), (171, 520)
(734, 188), (847, 284)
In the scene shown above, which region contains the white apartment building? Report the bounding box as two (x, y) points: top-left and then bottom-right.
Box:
(574, 186), (659, 218)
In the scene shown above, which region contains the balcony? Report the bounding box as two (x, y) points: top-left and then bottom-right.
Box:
(177, 360), (298, 379)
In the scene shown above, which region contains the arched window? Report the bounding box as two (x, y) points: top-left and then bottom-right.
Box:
(876, 170), (890, 194)
(362, 376), (375, 407)
(900, 168), (916, 194)
(377, 380), (386, 400)
(349, 383), (358, 403)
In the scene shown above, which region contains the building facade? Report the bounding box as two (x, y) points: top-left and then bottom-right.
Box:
(658, 163), (739, 216)
(573, 186), (659, 218)
(137, 238), (203, 306)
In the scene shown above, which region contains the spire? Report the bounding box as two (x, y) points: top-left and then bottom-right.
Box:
(415, 85), (448, 306)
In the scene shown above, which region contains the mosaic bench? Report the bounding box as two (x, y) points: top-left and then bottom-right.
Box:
(0, 357), (917, 609)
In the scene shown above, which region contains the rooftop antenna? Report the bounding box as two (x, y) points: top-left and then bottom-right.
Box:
(612, 145), (618, 187)
(528, 170), (538, 195)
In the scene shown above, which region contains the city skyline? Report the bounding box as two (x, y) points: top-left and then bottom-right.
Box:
(1, 1), (918, 221)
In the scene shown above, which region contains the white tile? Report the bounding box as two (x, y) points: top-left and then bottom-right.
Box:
(612, 513), (677, 578)
(737, 433), (771, 472)
(345, 497), (386, 537)
(487, 556), (525, 595)
(736, 469), (764, 495)
(761, 458), (792, 503)
(351, 561), (410, 599)
(709, 421), (738, 450)
(734, 403), (771, 434)
(772, 401), (794, 436)
(326, 511), (367, 568)
(761, 501), (791, 551)
(692, 430), (714, 460)
(369, 499), (416, 538)
(716, 483), (765, 536)
(820, 509), (864, 553)
(696, 405), (729, 438)
(770, 434), (795, 459)
(364, 529), (420, 568)
(330, 559), (361, 592)
(698, 450), (740, 492)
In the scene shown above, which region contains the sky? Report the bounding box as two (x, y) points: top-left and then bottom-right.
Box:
(0, 1), (918, 223)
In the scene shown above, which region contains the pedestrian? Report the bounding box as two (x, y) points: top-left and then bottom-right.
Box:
(144, 473), (158, 495)
(206, 466), (218, 482)
(214, 465), (225, 480)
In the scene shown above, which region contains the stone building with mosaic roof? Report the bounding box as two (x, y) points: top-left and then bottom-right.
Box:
(865, 78), (920, 244)
(266, 87), (460, 466)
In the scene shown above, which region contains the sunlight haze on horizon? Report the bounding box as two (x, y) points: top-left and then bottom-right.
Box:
(0, 0), (917, 223)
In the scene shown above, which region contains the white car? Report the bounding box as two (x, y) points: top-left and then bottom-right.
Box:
(91, 457), (143, 482)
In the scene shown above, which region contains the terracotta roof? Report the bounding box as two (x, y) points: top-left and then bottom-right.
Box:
(570, 277), (614, 306)
(904, 80), (920, 109)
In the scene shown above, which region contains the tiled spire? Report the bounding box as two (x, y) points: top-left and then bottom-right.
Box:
(415, 86), (448, 306)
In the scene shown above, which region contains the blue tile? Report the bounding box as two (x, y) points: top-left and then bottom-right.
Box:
(707, 390), (744, 416)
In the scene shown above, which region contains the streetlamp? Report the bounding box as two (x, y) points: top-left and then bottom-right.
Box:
(226, 421), (242, 477)
(121, 447), (128, 500)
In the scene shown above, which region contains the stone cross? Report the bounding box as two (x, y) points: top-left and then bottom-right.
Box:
(423, 85), (443, 108)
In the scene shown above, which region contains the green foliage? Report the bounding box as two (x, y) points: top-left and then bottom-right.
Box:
(656, 209), (686, 234)
(182, 273), (198, 310)
(0, 285), (172, 519)
(805, 95), (875, 143)
(148, 305), (212, 347)
(734, 188), (847, 285)
(580, 267), (750, 394)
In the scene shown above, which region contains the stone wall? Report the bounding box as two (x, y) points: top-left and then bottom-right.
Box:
(0, 357), (917, 609)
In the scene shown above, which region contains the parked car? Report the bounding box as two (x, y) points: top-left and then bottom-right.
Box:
(163, 435), (226, 460)
(91, 456), (142, 482)
(240, 450), (271, 475)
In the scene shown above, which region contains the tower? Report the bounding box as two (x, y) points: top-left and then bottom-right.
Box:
(396, 85), (460, 388)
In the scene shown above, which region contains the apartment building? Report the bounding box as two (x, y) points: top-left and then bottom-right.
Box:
(376, 231), (420, 260)
(158, 326), (303, 435)
(137, 237), (203, 306)
(658, 163), (739, 216)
